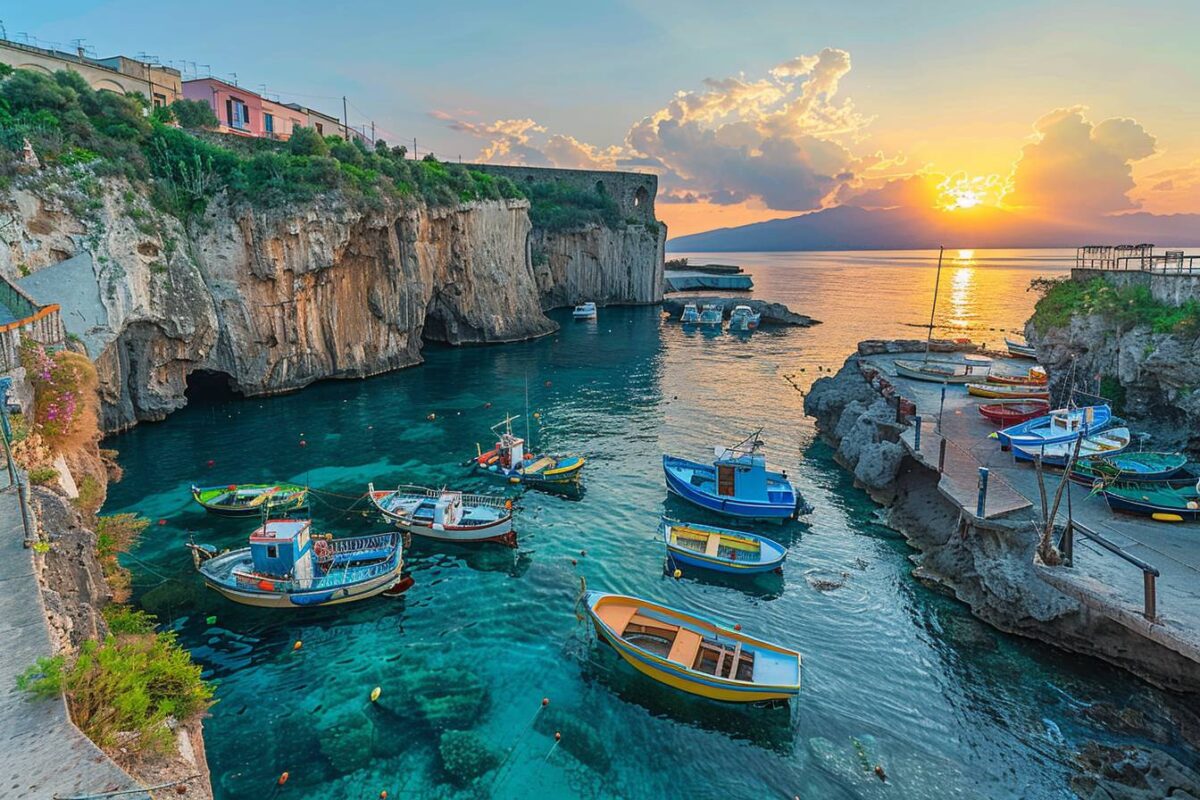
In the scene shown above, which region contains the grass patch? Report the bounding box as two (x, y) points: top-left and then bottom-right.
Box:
(28, 466), (59, 485)
(95, 513), (148, 603)
(1031, 276), (1200, 336)
(17, 613), (213, 755)
(526, 180), (621, 232)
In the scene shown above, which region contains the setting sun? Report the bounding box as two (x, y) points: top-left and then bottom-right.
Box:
(937, 174), (1002, 211)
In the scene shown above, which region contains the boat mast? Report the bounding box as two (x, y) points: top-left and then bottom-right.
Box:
(923, 245), (945, 362)
(524, 373), (532, 450)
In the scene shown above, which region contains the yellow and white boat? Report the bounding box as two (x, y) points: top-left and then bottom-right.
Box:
(584, 591), (801, 703)
(966, 382), (1050, 400)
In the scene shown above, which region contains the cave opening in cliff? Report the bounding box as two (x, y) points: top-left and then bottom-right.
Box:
(184, 370), (243, 404)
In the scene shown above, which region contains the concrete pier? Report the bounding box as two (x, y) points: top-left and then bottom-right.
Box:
(861, 351), (1200, 677)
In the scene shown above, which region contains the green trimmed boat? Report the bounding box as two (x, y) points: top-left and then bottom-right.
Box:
(1070, 452), (1191, 487)
(1101, 481), (1200, 522)
(191, 483), (309, 517)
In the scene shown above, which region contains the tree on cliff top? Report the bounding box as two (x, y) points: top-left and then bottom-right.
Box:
(169, 98), (219, 130)
(288, 125), (329, 157)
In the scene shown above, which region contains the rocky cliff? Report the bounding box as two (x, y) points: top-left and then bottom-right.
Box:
(531, 222), (665, 308)
(2, 173), (566, 431)
(1026, 271), (1200, 455)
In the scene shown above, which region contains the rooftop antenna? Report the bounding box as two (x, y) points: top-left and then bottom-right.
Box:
(0, 21), (7, 41)
(228, 72), (238, 86)
(199, 63), (210, 77)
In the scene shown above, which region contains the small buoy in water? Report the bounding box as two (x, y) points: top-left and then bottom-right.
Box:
(205, 615), (217, 625)
(874, 764), (888, 782)
(277, 772), (289, 786)
(380, 792), (388, 800)
(299, 440), (307, 447)
(672, 569), (682, 579)
(426, 413), (436, 421)
(158, 519), (167, 526)
(733, 623), (742, 631)
(570, 559), (577, 566)
(579, 549), (586, 557)
(554, 732), (561, 742)
(370, 686), (382, 702)
(484, 402), (492, 409)
(206, 459), (215, 468)
(533, 412), (541, 419)
(544, 380), (552, 387)
(293, 640), (302, 651)
(541, 697), (549, 707)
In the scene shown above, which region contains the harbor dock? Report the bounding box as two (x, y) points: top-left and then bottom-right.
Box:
(856, 351), (1200, 683)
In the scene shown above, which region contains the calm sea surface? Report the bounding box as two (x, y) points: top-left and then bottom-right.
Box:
(105, 249), (1193, 799)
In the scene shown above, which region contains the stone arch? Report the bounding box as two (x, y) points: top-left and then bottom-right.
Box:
(633, 185), (649, 208)
(185, 369), (242, 403)
(17, 62), (54, 75)
(595, 180), (607, 195)
(93, 78), (127, 95)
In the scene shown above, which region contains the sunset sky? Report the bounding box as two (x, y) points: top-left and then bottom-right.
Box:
(17, 1), (1200, 236)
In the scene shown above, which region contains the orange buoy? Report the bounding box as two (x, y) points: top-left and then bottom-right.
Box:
(277, 772), (289, 786)
(293, 641), (302, 651)
(158, 519), (167, 526)
(258, 580), (274, 591)
(733, 623), (742, 631)
(380, 792), (388, 799)
(541, 697), (549, 707)
(554, 732), (561, 742)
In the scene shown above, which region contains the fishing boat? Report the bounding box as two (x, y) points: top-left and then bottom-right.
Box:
(584, 590), (802, 702)
(190, 482), (308, 517)
(995, 405), (1112, 449)
(698, 304), (723, 327)
(662, 430), (803, 521)
(367, 483), (515, 546)
(977, 400), (1050, 426)
(895, 357), (993, 384)
(1101, 481), (1200, 521)
(187, 519), (404, 608)
(1006, 337), (1038, 359)
(472, 415), (585, 485)
(662, 519), (786, 575)
(572, 302), (598, 320)
(728, 305), (761, 332)
(1013, 426), (1130, 466)
(966, 382), (1050, 400)
(1070, 452), (1191, 486)
(986, 366), (1047, 386)
(680, 303), (701, 324)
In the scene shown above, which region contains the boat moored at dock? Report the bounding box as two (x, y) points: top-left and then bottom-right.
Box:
(1101, 481), (1200, 522)
(368, 483), (516, 545)
(977, 400), (1050, 425)
(188, 519), (404, 608)
(1013, 426), (1131, 466)
(584, 590), (801, 702)
(190, 482), (308, 517)
(986, 366), (1047, 386)
(1006, 337), (1038, 359)
(663, 431), (804, 521)
(966, 382), (1050, 400)
(662, 519), (786, 574)
(894, 356), (992, 384)
(698, 304), (724, 327)
(995, 405), (1112, 449)
(680, 303), (701, 324)
(573, 302), (598, 320)
(728, 305), (761, 332)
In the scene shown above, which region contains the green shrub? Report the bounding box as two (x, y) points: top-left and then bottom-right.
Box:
(287, 126), (328, 157)
(168, 98), (218, 130)
(103, 604), (159, 635)
(28, 467), (59, 485)
(17, 629), (213, 755)
(1031, 276), (1200, 335)
(526, 180), (621, 231)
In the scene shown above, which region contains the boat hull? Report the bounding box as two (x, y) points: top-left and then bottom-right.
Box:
(1103, 488), (1200, 520)
(663, 458), (796, 521)
(996, 405), (1112, 449)
(894, 359), (990, 384)
(1013, 427), (1131, 466)
(663, 520), (785, 574)
(586, 592), (801, 703)
(191, 484), (308, 517)
(966, 383), (1050, 399)
(200, 572), (400, 607)
(978, 401), (1050, 425)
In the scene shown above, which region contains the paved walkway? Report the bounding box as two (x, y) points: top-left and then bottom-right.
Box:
(864, 352), (1200, 668)
(0, 484), (150, 800)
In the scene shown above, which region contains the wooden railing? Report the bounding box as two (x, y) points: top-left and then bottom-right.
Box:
(1074, 245), (1200, 275)
(1058, 520), (1159, 620)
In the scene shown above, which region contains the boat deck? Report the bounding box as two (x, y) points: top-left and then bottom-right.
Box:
(861, 351), (1200, 675)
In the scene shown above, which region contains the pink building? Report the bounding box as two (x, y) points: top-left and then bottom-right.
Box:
(183, 78), (304, 140)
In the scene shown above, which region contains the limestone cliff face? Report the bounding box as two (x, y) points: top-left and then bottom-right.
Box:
(2, 174), (557, 431)
(531, 222), (665, 308)
(1026, 272), (1200, 455)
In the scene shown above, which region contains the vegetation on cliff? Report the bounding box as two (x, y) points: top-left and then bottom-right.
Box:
(525, 179), (622, 232)
(1030, 276), (1200, 336)
(0, 66), (520, 217)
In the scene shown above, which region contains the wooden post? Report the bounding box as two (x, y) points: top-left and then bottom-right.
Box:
(1060, 522), (1073, 567)
(938, 437), (947, 473)
(914, 416), (922, 451)
(937, 383), (947, 433)
(894, 395), (903, 423)
(976, 467), (989, 518)
(1143, 572), (1157, 621)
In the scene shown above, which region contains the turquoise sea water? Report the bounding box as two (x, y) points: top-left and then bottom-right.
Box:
(106, 250), (1195, 798)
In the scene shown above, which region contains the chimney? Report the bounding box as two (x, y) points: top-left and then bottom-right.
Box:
(76, 45), (86, 59)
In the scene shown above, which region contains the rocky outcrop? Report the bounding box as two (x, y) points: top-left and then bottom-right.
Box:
(660, 297), (820, 326)
(531, 222), (665, 308)
(1028, 307), (1200, 456)
(2, 175), (561, 431)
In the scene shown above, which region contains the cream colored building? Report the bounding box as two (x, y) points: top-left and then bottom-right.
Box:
(0, 39), (182, 107)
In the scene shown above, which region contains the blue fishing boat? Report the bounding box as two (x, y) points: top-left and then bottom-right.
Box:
(663, 431), (803, 521)
(1012, 427), (1130, 466)
(662, 519), (785, 574)
(584, 589), (802, 702)
(995, 405), (1112, 449)
(680, 303), (701, 324)
(187, 519), (405, 608)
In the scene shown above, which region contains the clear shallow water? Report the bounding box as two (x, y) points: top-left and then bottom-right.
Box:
(105, 250), (1193, 799)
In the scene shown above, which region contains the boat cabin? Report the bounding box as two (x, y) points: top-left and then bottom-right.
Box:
(1050, 407), (1096, 434)
(432, 492), (464, 526)
(713, 446), (774, 501)
(496, 432), (525, 469)
(247, 519), (315, 581)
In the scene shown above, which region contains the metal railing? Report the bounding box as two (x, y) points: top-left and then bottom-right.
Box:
(1074, 245), (1200, 275)
(1058, 520), (1159, 620)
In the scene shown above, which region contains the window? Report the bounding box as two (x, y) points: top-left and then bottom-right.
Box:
(226, 97), (249, 130)
(266, 545), (278, 558)
(264, 112), (274, 134)
(315, 122), (323, 135)
(153, 92), (167, 108)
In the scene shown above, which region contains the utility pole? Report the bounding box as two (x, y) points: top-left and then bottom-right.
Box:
(370, 121), (375, 143)
(342, 96), (350, 141)
(413, 137), (417, 159)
